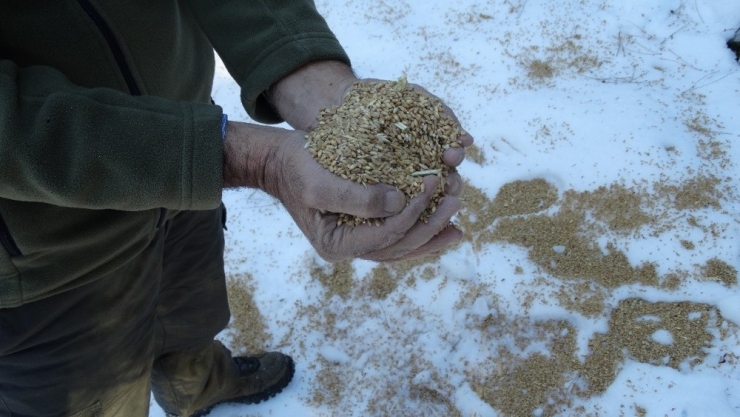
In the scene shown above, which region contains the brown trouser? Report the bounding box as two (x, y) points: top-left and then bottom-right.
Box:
(0, 206), (242, 417)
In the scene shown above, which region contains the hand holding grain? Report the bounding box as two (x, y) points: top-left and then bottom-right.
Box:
(305, 78), (467, 227)
(226, 62), (474, 261)
(271, 130), (462, 262)
(223, 122), (462, 262)
(266, 61), (474, 173)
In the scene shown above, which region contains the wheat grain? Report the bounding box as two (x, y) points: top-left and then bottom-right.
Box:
(306, 77), (464, 225)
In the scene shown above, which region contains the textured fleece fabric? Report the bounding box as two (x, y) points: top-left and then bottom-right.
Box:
(0, 0), (350, 307)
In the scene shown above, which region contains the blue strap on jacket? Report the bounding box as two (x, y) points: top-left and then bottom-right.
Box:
(220, 114), (228, 139)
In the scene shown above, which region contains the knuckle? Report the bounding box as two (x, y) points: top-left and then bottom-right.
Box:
(314, 244), (340, 262)
(366, 193), (386, 215)
(315, 231), (349, 262)
(347, 188), (383, 218)
(318, 231), (336, 253)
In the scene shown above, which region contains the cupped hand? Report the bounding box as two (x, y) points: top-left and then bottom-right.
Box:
(399, 82), (474, 168)
(268, 130), (463, 262)
(267, 61), (474, 174)
(334, 78), (473, 198)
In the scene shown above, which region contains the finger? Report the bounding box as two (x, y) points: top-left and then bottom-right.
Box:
(439, 108), (474, 148)
(304, 168), (407, 218)
(443, 172), (463, 197)
(360, 195), (461, 261)
(458, 133), (474, 148)
(408, 83), (474, 149)
(331, 176), (440, 257)
(388, 225), (463, 261)
(442, 148), (465, 167)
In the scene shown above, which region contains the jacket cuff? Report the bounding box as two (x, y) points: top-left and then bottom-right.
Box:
(183, 102), (224, 210)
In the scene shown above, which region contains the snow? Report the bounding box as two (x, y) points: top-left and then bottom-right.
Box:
(576, 361), (740, 416)
(152, 0), (740, 416)
(651, 329), (674, 345)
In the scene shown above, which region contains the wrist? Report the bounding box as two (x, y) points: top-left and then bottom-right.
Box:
(223, 121), (284, 193)
(266, 60), (357, 131)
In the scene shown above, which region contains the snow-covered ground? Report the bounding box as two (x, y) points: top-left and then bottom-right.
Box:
(152, 0), (740, 416)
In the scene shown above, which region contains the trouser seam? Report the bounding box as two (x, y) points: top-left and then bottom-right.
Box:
(155, 315), (183, 415)
(0, 392), (10, 416)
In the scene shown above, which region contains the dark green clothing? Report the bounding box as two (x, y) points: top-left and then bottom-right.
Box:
(0, 0), (351, 414)
(0, 207), (240, 416)
(0, 0), (350, 307)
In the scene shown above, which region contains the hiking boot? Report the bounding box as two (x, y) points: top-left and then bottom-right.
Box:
(189, 352), (295, 417)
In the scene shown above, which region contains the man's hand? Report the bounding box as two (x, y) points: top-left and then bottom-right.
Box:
(266, 61), (357, 132)
(231, 61), (475, 261)
(223, 121), (462, 261)
(266, 61), (474, 187)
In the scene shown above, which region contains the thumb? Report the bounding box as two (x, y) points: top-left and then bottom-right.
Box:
(303, 172), (407, 218)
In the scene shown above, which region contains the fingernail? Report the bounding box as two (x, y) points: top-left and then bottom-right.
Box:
(384, 191), (406, 213)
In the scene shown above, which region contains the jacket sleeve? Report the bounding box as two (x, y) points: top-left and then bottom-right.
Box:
(185, 0), (351, 124)
(0, 59), (224, 211)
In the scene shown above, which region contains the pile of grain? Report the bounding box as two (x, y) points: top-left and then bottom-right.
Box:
(306, 77), (464, 226)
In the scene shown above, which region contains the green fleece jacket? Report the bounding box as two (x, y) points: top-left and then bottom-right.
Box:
(0, 0), (350, 307)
